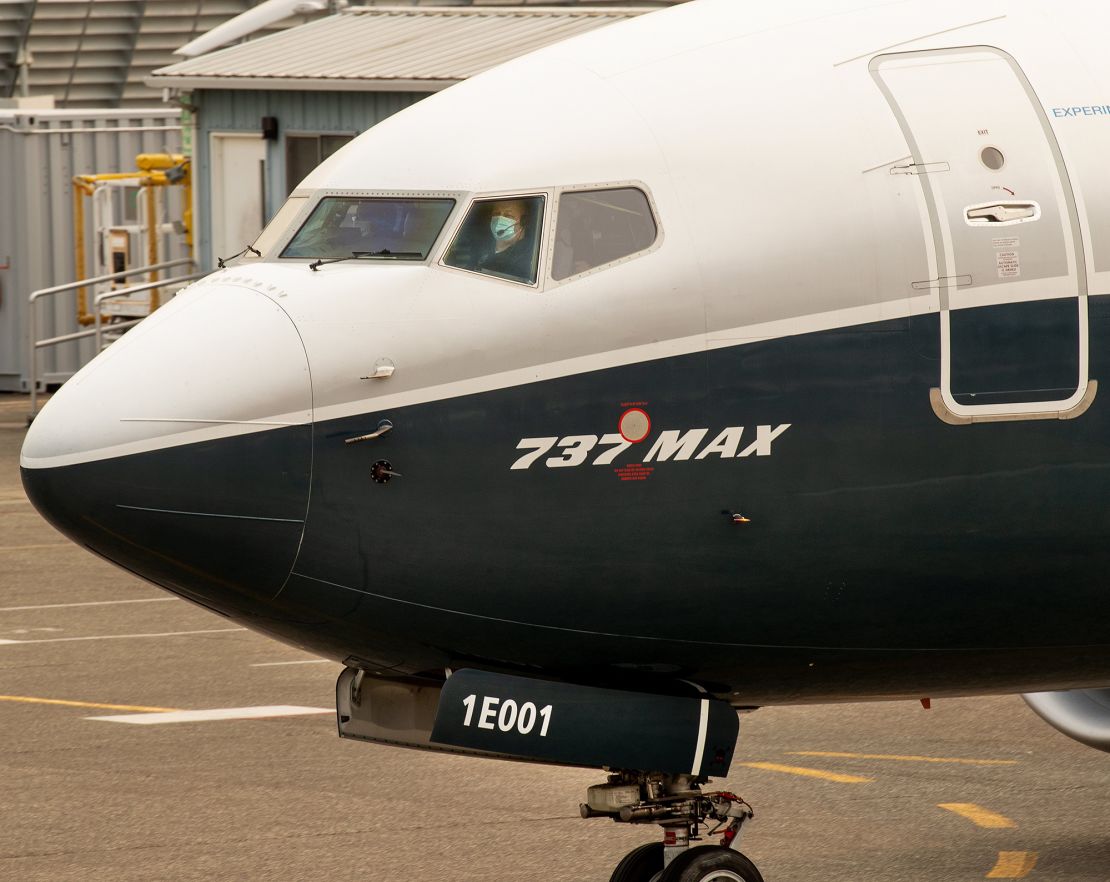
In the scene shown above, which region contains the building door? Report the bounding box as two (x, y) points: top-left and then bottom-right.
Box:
(871, 47), (1090, 421)
(210, 133), (267, 265)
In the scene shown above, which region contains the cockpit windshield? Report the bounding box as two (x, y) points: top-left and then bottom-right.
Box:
(281, 197), (456, 261)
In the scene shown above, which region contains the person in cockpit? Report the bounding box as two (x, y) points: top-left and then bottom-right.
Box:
(477, 199), (533, 282)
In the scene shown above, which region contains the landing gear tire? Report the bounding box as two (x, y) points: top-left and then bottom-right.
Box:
(609, 843), (664, 882)
(659, 846), (764, 882)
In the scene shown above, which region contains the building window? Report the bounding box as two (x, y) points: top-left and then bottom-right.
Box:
(285, 134), (353, 195)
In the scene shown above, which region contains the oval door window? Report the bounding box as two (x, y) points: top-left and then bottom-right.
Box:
(980, 146), (1005, 170)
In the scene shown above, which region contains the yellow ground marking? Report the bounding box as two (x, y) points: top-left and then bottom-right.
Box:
(987, 851), (1038, 879)
(738, 761), (874, 784)
(938, 803), (1017, 829)
(0, 694), (179, 713)
(0, 543), (71, 552)
(792, 751), (1018, 767)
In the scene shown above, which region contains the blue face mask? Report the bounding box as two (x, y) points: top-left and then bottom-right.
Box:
(491, 216), (518, 241)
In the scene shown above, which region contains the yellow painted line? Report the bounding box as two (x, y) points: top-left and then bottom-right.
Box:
(987, 851), (1038, 879)
(0, 694), (179, 713)
(938, 803), (1017, 829)
(792, 751), (1018, 767)
(738, 761), (873, 784)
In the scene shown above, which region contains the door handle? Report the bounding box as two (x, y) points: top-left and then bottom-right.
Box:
(345, 419), (393, 444)
(965, 202), (1039, 224)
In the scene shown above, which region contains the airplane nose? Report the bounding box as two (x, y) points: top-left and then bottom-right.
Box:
(20, 280), (312, 611)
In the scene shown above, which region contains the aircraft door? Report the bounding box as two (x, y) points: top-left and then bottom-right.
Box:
(871, 47), (1091, 421)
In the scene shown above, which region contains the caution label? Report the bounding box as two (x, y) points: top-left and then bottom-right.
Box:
(996, 250), (1021, 278)
(614, 463), (655, 482)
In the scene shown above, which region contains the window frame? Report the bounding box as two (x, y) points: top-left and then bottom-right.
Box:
(271, 189), (467, 266)
(545, 181), (664, 289)
(437, 190), (553, 290)
(284, 131), (356, 197)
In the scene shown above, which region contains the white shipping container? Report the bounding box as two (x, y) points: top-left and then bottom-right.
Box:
(0, 108), (187, 392)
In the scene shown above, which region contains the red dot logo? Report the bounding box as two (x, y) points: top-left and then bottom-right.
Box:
(618, 408), (651, 444)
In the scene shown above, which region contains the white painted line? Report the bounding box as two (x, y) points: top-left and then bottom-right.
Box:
(0, 627), (245, 645)
(1, 628), (62, 635)
(250, 659), (330, 667)
(0, 543), (71, 552)
(87, 705), (332, 724)
(0, 597), (177, 612)
(691, 698), (709, 775)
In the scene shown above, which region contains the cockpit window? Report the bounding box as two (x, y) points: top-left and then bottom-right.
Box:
(251, 194), (308, 256)
(443, 196), (545, 285)
(281, 197), (455, 260)
(552, 187), (657, 281)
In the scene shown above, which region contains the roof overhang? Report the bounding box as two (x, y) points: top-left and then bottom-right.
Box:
(144, 75), (458, 93)
(146, 5), (653, 95)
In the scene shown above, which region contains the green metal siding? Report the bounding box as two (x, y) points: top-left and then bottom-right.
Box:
(193, 88), (430, 268)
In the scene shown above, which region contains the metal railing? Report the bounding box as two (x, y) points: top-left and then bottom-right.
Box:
(28, 258), (204, 421)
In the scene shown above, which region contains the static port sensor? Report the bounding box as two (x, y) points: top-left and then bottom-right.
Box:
(431, 669), (738, 776)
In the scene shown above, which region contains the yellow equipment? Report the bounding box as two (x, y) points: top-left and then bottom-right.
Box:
(72, 153), (193, 326)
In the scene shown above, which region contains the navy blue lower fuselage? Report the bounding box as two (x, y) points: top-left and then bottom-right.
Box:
(22, 303), (1110, 705)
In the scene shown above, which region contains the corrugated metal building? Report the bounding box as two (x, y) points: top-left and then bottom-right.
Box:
(0, 107), (188, 393)
(0, 1), (675, 108)
(0, 0), (314, 108)
(148, 5), (654, 270)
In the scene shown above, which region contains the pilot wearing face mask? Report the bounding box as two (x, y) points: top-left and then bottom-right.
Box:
(478, 200), (533, 282)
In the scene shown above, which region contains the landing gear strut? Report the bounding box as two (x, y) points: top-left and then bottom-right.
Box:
(581, 772), (762, 882)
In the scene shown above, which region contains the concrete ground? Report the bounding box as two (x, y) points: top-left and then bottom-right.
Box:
(2, 392), (1108, 881)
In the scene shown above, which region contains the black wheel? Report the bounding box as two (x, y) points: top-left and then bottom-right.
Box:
(609, 842), (665, 882)
(658, 845), (764, 882)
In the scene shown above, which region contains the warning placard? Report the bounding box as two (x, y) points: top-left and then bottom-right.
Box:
(991, 236), (1020, 249)
(614, 463), (654, 482)
(996, 250), (1020, 279)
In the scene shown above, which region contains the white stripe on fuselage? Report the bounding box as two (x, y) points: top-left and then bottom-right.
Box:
(22, 293), (937, 470)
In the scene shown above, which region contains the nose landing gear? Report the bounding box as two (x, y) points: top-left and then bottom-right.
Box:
(581, 772), (762, 882)
(643, 846), (762, 882)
